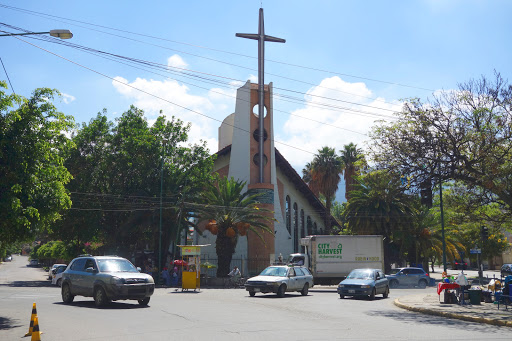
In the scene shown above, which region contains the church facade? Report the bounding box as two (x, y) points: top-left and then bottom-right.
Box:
(197, 81), (338, 275)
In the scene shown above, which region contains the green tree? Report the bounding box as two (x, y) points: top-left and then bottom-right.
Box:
(369, 72), (512, 215)
(0, 83), (74, 244)
(197, 176), (275, 277)
(340, 143), (365, 201)
(304, 147), (343, 234)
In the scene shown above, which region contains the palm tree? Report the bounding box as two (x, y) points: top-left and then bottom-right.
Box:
(343, 170), (414, 271)
(340, 143), (364, 201)
(305, 147), (343, 234)
(197, 176), (274, 277)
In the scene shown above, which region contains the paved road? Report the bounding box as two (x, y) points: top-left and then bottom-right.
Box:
(1, 255), (512, 340)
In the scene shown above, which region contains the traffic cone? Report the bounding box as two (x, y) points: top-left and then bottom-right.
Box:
(24, 302), (38, 336)
(30, 316), (41, 341)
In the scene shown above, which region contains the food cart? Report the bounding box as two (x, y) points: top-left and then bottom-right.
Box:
(177, 244), (210, 291)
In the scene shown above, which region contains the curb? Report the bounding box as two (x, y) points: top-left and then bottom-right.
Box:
(393, 298), (512, 328)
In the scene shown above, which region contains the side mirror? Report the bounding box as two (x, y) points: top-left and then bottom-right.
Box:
(137, 267), (142, 273)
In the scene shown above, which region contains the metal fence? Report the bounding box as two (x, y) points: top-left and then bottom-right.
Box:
(199, 257), (272, 278)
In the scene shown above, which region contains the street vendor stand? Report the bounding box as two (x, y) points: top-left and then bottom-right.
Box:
(177, 244), (210, 291)
(437, 282), (460, 303)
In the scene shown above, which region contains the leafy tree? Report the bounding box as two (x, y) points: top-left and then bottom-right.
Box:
(0, 83), (74, 244)
(197, 176), (275, 277)
(343, 170), (414, 271)
(303, 147), (343, 234)
(369, 72), (512, 216)
(340, 143), (365, 201)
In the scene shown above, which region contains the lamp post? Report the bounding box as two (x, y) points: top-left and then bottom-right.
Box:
(0, 29), (73, 39)
(159, 139), (168, 285)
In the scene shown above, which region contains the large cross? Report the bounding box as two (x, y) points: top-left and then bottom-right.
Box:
(236, 8), (285, 183)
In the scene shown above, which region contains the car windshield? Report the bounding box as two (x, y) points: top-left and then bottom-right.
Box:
(388, 269), (401, 275)
(347, 269), (374, 280)
(259, 267), (288, 277)
(97, 259), (138, 273)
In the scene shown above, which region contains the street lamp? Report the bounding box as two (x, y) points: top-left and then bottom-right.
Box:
(159, 139), (168, 285)
(0, 29), (73, 39)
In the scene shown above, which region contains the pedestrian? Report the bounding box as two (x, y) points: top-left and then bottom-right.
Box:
(162, 267), (171, 287)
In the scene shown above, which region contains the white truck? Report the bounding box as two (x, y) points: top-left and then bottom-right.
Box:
(289, 235), (384, 285)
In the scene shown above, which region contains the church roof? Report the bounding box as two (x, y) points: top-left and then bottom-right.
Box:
(215, 145), (340, 228)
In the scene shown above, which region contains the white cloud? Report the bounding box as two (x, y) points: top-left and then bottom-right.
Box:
(276, 76), (402, 170)
(61, 93), (76, 104)
(167, 55), (188, 70)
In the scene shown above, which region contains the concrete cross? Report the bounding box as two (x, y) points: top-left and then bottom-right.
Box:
(236, 8), (285, 183)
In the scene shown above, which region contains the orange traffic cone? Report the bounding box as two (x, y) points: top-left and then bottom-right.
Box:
(24, 302), (38, 336)
(30, 316), (42, 341)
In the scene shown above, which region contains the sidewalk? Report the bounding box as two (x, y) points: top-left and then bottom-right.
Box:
(394, 268), (512, 327)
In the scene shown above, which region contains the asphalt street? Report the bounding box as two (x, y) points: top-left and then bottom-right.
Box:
(1, 255), (512, 341)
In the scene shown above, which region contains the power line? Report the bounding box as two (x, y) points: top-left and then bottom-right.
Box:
(0, 56), (15, 94)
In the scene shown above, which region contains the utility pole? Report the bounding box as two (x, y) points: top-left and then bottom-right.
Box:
(439, 180), (447, 272)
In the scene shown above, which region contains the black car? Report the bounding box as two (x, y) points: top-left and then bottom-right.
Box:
(453, 260), (468, 270)
(501, 264), (512, 278)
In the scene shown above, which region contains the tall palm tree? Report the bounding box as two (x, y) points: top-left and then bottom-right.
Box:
(307, 147), (343, 234)
(197, 176), (275, 277)
(340, 143), (364, 201)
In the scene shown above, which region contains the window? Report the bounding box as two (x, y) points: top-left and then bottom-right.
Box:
(307, 216), (312, 235)
(285, 196), (291, 234)
(293, 203), (298, 252)
(288, 268), (296, 277)
(84, 259), (96, 270)
(313, 222), (318, 234)
(295, 268), (305, 276)
(70, 259), (86, 271)
(300, 209), (305, 239)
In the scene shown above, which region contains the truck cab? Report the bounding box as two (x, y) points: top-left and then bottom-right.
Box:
(288, 253), (308, 268)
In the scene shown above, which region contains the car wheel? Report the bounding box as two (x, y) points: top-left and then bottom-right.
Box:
(94, 286), (110, 307)
(383, 286), (389, 298)
(369, 288), (376, 300)
(301, 283), (309, 296)
(389, 280), (399, 289)
(277, 284), (286, 298)
(57, 278), (62, 287)
(418, 280), (427, 289)
(138, 297), (150, 306)
(339, 294), (345, 299)
(61, 283), (74, 304)
(249, 291), (256, 297)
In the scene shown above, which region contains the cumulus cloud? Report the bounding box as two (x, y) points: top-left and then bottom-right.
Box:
(61, 93), (76, 104)
(276, 76), (402, 170)
(167, 54), (188, 70)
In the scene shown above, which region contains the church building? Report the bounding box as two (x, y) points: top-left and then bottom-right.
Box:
(197, 81), (339, 275)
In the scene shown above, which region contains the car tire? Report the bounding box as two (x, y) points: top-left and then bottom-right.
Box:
(418, 280), (427, 289)
(138, 297), (150, 306)
(94, 286), (110, 307)
(383, 286), (389, 298)
(57, 278), (62, 287)
(277, 284), (286, 298)
(249, 291), (256, 297)
(339, 294), (345, 299)
(301, 283), (309, 296)
(61, 283), (74, 304)
(389, 280), (399, 289)
(369, 288), (376, 300)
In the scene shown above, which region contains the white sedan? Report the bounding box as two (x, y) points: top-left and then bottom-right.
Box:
(245, 265), (313, 297)
(51, 265), (68, 286)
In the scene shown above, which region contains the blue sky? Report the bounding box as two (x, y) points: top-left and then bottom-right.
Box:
(1, 1), (511, 201)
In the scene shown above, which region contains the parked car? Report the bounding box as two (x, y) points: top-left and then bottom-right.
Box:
(51, 265), (68, 286)
(386, 267), (430, 288)
(453, 260), (468, 270)
(501, 264), (512, 278)
(245, 265), (313, 297)
(61, 255), (154, 307)
(337, 268), (389, 300)
(3, 255), (12, 262)
(27, 259), (39, 267)
(49, 263), (67, 280)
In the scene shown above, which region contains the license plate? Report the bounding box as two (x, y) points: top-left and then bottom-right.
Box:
(348, 290), (355, 293)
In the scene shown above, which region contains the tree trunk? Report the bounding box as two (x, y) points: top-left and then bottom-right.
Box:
(325, 196), (332, 234)
(215, 233), (236, 277)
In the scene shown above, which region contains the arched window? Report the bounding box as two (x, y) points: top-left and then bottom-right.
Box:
(285, 196), (291, 234)
(293, 203), (298, 252)
(313, 222), (318, 235)
(300, 209), (305, 252)
(307, 216), (312, 235)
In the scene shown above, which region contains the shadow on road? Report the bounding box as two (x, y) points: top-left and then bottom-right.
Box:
(0, 316), (23, 331)
(366, 309), (509, 333)
(0, 280), (52, 288)
(53, 301), (149, 310)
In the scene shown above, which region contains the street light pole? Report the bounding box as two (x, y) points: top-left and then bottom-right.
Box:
(0, 29), (73, 39)
(159, 139), (168, 285)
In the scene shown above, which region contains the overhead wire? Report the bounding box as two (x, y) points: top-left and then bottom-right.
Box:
(0, 3), (432, 103)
